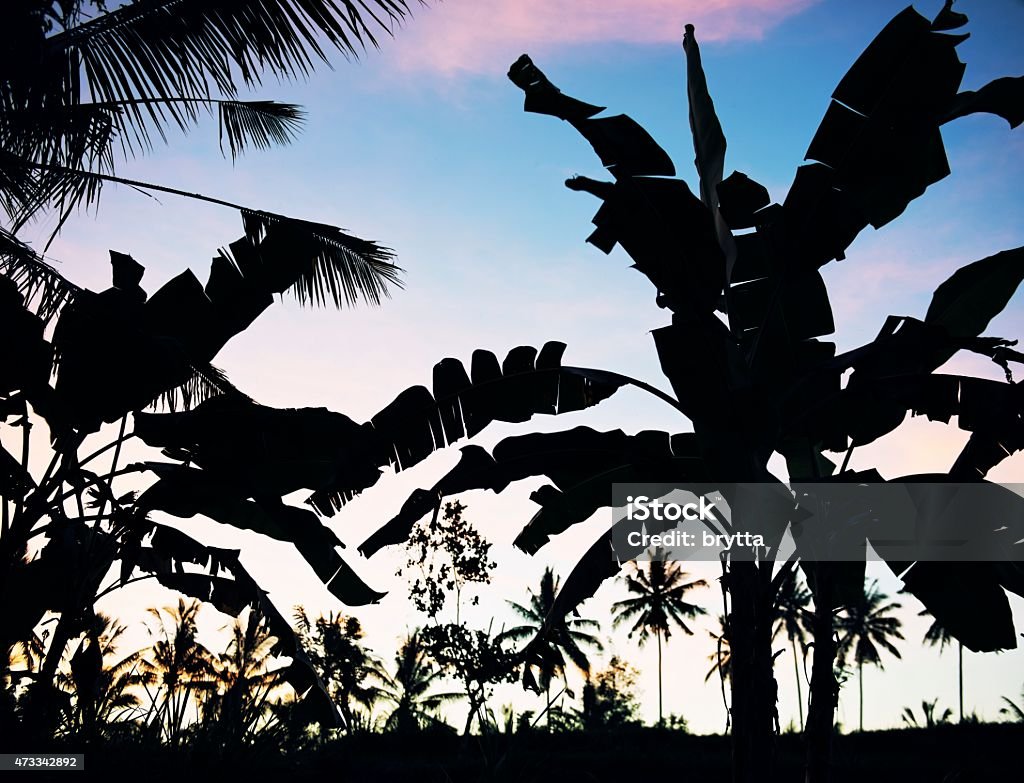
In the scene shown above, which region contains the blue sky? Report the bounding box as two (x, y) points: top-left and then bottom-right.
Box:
(15, 0), (1024, 733)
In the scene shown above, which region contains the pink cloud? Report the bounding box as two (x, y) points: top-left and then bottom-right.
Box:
(392, 0), (818, 75)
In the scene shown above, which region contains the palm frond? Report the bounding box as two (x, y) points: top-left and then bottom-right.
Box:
(494, 626), (535, 645)
(1001, 695), (1024, 722)
(219, 100), (305, 160)
(4, 153), (110, 238)
(239, 208), (403, 307)
(47, 2), (415, 110)
(0, 226), (79, 321)
(146, 360), (250, 413)
(0, 103), (117, 194)
(4, 2), (419, 233)
(505, 600), (541, 624)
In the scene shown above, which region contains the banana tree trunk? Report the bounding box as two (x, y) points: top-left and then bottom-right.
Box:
(728, 560), (776, 783)
(805, 566), (838, 783)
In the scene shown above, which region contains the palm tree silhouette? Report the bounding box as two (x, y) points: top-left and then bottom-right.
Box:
(900, 698), (952, 728)
(141, 598), (218, 746)
(836, 581), (904, 732)
(1000, 684), (1024, 723)
(2, 1), (417, 239)
(496, 567), (603, 727)
(374, 633), (460, 734)
(203, 609), (286, 744)
(917, 608), (965, 723)
(612, 549), (707, 726)
(294, 608), (382, 733)
(705, 615), (732, 732)
(56, 610), (150, 740)
(772, 568), (812, 731)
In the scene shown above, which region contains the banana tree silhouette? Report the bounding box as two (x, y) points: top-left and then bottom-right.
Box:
(349, 5), (1024, 781)
(917, 606), (965, 723)
(495, 567), (603, 728)
(611, 549), (706, 727)
(0, 210), (408, 738)
(1, 0), (424, 740)
(772, 568), (812, 731)
(836, 581), (904, 732)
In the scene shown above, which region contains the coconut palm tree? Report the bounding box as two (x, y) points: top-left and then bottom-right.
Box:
(901, 698), (953, 728)
(140, 598), (218, 746)
(294, 608), (382, 733)
(612, 549), (706, 726)
(705, 615), (731, 732)
(202, 609), (287, 744)
(773, 568), (812, 730)
(55, 610), (150, 739)
(495, 567), (603, 726)
(836, 581), (905, 732)
(374, 632), (460, 734)
(917, 608), (965, 723)
(1000, 684), (1024, 723)
(1, 0), (417, 242)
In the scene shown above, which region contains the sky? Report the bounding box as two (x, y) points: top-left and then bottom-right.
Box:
(10, 0), (1024, 734)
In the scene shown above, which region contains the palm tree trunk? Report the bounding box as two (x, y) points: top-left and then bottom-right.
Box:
(858, 660), (863, 733)
(792, 636), (804, 731)
(546, 682), (551, 730)
(958, 641), (963, 723)
(657, 627), (663, 727)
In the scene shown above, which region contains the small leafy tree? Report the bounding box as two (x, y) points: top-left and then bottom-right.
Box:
(399, 500), (517, 735)
(571, 656), (642, 732)
(400, 500), (496, 623)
